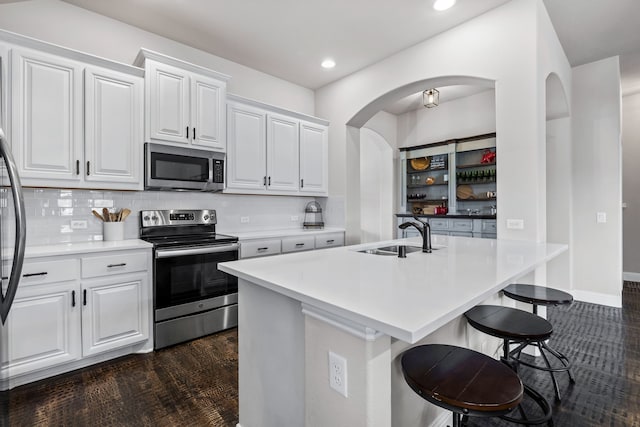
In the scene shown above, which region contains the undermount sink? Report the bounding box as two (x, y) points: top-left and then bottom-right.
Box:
(357, 245), (423, 256)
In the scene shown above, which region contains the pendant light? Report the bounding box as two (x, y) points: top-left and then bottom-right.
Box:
(423, 89), (439, 108)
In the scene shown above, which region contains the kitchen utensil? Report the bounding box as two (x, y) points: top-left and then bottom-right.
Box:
(410, 157), (430, 171)
(425, 176), (435, 185)
(456, 185), (474, 200)
(92, 210), (104, 222)
(102, 208), (110, 222)
(481, 149), (496, 164)
(120, 208), (132, 221)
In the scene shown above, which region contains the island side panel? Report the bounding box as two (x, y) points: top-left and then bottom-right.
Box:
(304, 315), (392, 427)
(237, 279), (305, 427)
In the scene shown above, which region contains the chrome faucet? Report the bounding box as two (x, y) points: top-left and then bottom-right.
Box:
(399, 217), (432, 253)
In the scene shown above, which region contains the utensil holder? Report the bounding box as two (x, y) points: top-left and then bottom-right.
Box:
(103, 222), (124, 241)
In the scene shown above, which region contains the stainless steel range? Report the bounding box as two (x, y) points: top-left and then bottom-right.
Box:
(140, 209), (239, 349)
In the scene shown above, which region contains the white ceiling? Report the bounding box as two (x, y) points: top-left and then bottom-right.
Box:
(60, 0), (511, 90)
(53, 0), (640, 115)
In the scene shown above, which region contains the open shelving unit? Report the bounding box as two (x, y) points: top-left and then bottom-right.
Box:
(400, 132), (497, 215)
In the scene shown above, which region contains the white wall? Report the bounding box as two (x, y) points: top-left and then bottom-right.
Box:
(396, 89), (496, 148)
(0, 0), (314, 114)
(359, 128), (393, 243)
(571, 57), (623, 302)
(315, 0), (571, 246)
(623, 92), (640, 278)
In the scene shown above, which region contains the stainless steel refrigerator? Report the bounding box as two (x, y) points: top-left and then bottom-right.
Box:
(0, 127), (26, 426)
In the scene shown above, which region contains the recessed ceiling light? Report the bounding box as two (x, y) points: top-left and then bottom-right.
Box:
(321, 59), (336, 69)
(433, 0), (456, 11)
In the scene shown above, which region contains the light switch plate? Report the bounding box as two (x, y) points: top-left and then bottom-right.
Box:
(597, 212), (607, 223)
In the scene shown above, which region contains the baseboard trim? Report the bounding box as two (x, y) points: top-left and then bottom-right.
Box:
(623, 272), (640, 282)
(571, 290), (622, 308)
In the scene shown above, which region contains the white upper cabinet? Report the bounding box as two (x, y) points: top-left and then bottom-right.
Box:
(146, 60), (189, 144)
(266, 113), (299, 193)
(135, 49), (229, 152)
(84, 66), (142, 188)
(3, 33), (145, 191)
(299, 121), (328, 195)
(226, 101), (266, 190)
(225, 94), (329, 197)
(11, 47), (84, 183)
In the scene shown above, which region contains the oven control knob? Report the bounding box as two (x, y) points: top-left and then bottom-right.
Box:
(143, 215), (150, 221)
(203, 214), (209, 221)
(151, 215), (158, 223)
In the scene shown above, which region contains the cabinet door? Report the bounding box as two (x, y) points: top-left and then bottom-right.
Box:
(191, 74), (226, 151)
(82, 273), (149, 357)
(0, 282), (81, 377)
(0, 44), (8, 137)
(11, 48), (83, 182)
(146, 60), (190, 144)
(84, 66), (143, 189)
(299, 121), (328, 195)
(266, 113), (299, 193)
(226, 102), (267, 190)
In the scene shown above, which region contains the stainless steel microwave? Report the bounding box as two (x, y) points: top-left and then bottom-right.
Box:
(144, 143), (225, 192)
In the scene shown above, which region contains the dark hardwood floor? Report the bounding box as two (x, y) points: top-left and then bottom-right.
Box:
(2, 282), (639, 426)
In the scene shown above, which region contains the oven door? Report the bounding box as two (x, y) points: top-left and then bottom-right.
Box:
(154, 243), (239, 321)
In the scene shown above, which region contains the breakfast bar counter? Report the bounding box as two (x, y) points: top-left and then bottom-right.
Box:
(219, 236), (567, 427)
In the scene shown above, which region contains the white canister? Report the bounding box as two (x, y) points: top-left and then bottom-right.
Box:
(103, 222), (125, 241)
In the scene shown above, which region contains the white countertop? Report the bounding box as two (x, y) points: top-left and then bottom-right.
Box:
(219, 235), (567, 343)
(12, 239), (153, 259)
(232, 227), (345, 241)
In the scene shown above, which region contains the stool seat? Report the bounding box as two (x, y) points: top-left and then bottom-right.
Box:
(503, 284), (573, 306)
(464, 305), (553, 342)
(401, 344), (523, 418)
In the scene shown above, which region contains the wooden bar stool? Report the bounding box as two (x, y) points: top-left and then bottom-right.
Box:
(503, 284), (576, 400)
(401, 344), (523, 427)
(464, 305), (554, 425)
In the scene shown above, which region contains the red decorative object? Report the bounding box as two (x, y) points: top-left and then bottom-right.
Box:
(481, 150), (496, 164)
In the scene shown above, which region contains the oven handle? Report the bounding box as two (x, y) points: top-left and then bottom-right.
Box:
(155, 243), (240, 259)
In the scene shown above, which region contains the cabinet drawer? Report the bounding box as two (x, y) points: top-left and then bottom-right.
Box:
(482, 220), (497, 233)
(450, 231), (473, 237)
(282, 236), (315, 253)
(451, 219), (473, 232)
(241, 239), (282, 259)
(7, 258), (79, 287)
(81, 252), (148, 279)
(315, 233), (344, 249)
(429, 219), (449, 230)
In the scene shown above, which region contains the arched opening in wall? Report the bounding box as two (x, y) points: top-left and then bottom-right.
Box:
(359, 127), (393, 243)
(545, 72), (572, 291)
(344, 76), (496, 244)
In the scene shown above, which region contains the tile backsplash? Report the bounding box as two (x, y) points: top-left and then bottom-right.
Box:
(2, 188), (344, 246)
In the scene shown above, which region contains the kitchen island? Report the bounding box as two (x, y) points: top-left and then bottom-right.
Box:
(219, 235), (567, 427)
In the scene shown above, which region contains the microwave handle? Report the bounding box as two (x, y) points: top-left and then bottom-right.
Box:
(209, 158), (214, 184)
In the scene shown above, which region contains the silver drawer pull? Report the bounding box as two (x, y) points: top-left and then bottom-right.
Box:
(257, 247), (269, 251)
(107, 263), (127, 268)
(23, 272), (47, 278)
(295, 243), (305, 247)
(326, 239), (335, 243)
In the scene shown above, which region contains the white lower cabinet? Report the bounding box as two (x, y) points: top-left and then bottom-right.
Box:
(397, 217), (496, 239)
(2, 281), (81, 377)
(240, 231), (345, 259)
(82, 273), (149, 357)
(0, 248), (152, 390)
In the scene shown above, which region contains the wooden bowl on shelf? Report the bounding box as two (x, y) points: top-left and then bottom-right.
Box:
(410, 157), (430, 171)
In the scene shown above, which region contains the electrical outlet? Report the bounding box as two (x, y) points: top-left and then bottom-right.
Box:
(70, 220), (88, 229)
(290, 215), (299, 222)
(596, 212), (607, 223)
(240, 216), (250, 223)
(328, 351), (348, 397)
(506, 219), (524, 230)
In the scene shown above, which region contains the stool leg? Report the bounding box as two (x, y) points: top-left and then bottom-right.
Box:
(452, 412), (461, 427)
(538, 342), (561, 401)
(541, 341), (576, 384)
